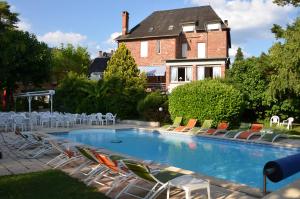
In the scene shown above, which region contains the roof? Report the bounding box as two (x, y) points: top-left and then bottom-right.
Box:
(89, 57), (110, 74)
(116, 6), (228, 41)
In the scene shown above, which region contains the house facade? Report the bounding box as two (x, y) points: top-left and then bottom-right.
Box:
(116, 6), (231, 92)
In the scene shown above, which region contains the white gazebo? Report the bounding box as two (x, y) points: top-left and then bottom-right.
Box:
(14, 90), (55, 113)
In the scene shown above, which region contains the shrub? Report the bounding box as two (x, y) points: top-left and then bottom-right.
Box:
(168, 79), (244, 126)
(137, 91), (170, 123)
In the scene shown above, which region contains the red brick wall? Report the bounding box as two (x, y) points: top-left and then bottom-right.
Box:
(122, 30), (228, 65)
(123, 37), (177, 66)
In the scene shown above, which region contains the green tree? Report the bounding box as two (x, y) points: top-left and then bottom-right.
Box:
(51, 44), (90, 82)
(273, 0), (300, 6)
(103, 43), (146, 118)
(234, 47), (244, 62)
(227, 54), (270, 119)
(0, 1), (19, 31)
(265, 18), (300, 118)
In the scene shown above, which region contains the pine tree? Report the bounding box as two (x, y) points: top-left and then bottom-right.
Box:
(235, 47), (244, 62)
(103, 43), (146, 118)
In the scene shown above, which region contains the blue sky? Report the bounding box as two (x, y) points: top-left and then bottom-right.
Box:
(7, 0), (299, 58)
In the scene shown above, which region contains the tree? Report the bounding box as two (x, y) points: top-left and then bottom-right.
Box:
(234, 47), (244, 62)
(0, 1), (52, 110)
(265, 18), (300, 118)
(0, 1), (19, 31)
(103, 43), (146, 118)
(273, 0), (300, 6)
(227, 54), (271, 120)
(51, 44), (90, 82)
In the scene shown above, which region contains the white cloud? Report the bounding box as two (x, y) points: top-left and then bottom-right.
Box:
(229, 44), (249, 58)
(106, 32), (121, 45)
(37, 31), (87, 46)
(16, 19), (32, 31)
(189, 0), (295, 44)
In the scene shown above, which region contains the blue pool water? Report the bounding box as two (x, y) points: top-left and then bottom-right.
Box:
(53, 128), (300, 191)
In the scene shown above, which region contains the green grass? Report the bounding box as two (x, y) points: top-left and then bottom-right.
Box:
(0, 170), (110, 199)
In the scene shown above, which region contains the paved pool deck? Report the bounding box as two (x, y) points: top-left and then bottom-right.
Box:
(0, 124), (299, 199)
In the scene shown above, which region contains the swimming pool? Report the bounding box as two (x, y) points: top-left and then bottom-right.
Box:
(53, 128), (300, 191)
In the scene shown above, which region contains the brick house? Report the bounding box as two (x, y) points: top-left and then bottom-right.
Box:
(116, 6), (231, 92)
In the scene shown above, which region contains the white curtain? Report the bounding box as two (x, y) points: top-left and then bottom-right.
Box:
(197, 66), (205, 80)
(186, 67), (192, 81)
(213, 66), (221, 78)
(171, 67), (178, 82)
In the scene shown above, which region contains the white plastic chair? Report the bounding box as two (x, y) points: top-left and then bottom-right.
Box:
(270, 115), (280, 127)
(281, 117), (294, 130)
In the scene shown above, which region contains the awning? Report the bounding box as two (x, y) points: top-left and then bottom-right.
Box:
(138, 66), (166, 76)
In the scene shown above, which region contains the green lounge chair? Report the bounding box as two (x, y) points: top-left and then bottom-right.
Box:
(192, 119), (213, 134)
(224, 122), (251, 138)
(162, 117), (182, 131)
(116, 160), (186, 199)
(259, 130), (288, 143)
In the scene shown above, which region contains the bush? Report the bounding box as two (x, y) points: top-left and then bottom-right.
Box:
(54, 72), (99, 113)
(168, 79), (244, 126)
(137, 91), (170, 123)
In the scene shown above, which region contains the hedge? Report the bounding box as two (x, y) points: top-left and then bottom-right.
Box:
(168, 79), (244, 126)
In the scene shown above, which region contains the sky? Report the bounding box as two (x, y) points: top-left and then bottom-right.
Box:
(7, 0), (300, 59)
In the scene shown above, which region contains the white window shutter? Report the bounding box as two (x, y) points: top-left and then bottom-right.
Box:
(197, 43), (206, 58)
(140, 41), (148, 57)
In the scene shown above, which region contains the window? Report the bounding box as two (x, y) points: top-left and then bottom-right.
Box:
(149, 27), (154, 32)
(213, 66), (221, 78)
(182, 24), (195, 32)
(207, 23), (221, 31)
(197, 67), (205, 80)
(170, 66), (192, 82)
(197, 43), (206, 58)
(197, 66), (221, 80)
(168, 25), (174, 30)
(182, 43), (187, 58)
(140, 41), (148, 57)
(156, 40), (161, 54)
(205, 67), (213, 78)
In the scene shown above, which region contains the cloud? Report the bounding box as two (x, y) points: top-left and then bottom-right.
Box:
(189, 0), (295, 44)
(106, 32), (121, 45)
(16, 19), (32, 31)
(229, 44), (249, 58)
(37, 31), (87, 46)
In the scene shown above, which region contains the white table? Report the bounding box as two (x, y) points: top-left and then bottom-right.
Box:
(167, 175), (211, 199)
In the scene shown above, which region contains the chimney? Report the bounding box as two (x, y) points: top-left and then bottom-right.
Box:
(122, 11), (129, 35)
(98, 51), (103, 57)
(224, 20), (228, 27)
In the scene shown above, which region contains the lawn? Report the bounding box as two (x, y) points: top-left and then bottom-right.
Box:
(0, 170), (110, 199)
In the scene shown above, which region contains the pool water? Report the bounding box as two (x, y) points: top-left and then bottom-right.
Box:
(53, 128), (300, 191)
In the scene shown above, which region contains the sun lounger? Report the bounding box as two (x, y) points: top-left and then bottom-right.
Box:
(175, 119), (197, 132)
(224, 123), (251, 138)
(116, 160), (210, 199)
(259, 130), (288, 143)
(234, 123), (264, 140)
(205, 122), (229, 135)
(191, 119), (213, 134)
(162, 117), (182, 131)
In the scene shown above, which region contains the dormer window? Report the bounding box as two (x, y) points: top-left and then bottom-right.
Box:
(207, 23), (221, 31)
(149, 27), (154, 32)
(182, 24), (195, 32)
(168, 25), (174, 30)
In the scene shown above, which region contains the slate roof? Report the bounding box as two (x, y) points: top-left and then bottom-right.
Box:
(116, 6), (228, 41)
(89, 57), (110, 74)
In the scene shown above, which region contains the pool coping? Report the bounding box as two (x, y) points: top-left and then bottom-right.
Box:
(45, 126), (300, 198)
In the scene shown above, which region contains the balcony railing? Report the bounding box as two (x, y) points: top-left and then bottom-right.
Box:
(145, 83), (166, 91)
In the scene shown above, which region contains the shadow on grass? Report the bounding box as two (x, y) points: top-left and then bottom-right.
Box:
(0, 170), (110, 199)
